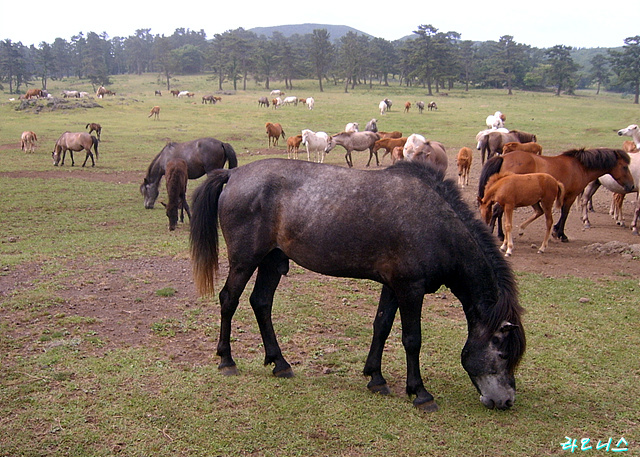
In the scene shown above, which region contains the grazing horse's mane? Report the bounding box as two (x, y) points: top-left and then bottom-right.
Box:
(561, 148), (630, 170)
(389, 161), (525, 372)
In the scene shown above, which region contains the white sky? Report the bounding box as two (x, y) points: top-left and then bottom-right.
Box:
(0, 0), (634, 49)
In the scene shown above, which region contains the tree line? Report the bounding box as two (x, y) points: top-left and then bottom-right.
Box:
(2, 24), (640, 103)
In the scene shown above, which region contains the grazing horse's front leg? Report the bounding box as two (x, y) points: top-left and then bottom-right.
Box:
(249, 249), (293, 378)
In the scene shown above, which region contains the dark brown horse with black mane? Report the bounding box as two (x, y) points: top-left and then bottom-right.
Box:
(478, 130), (537, 164)
(161, 158), (191, 231)
(478, 148), (634, 242)
(140, 137), (237, 209)
(190, 159), (526, 412)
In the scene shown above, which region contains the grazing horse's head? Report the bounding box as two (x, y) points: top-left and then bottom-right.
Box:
(462, 321), (523, 410)
(140, 178), (160, 209)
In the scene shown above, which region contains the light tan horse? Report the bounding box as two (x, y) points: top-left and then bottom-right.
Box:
(20, 131), (37, 153)
(456, 147), (473, 187)
(479, 172), (565, 256)
(52, 132), (98, 167)
(148, 106), (160, 120)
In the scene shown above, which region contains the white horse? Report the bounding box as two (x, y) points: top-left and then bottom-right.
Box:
(306, 97), (315, 110)
(270, 90), (284, 97)
(486, 111), (506, 129)
(365, 119), (378, 132)
(581, 147), (640, 235)
(618, 124), (640, 149)
(379, 100), (388, 115)
(282, 96), (298, 106)
(301, 129), (330, 163)
(345, 122), (359, 133)
(178, 90), (190, 98)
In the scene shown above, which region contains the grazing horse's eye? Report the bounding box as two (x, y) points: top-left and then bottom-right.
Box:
(491, 336), (501, 346)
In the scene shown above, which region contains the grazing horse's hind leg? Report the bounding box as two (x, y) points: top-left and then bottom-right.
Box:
(81, 149), (95, 167)
(249, 249), (293, 377)
(364, 285), (398, 395)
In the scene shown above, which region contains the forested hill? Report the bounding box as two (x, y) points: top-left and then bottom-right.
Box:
(249, 24), (374, 41)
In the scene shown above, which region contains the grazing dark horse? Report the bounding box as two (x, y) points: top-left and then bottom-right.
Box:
(325, 131), (380, 167)
(140, 137), (238, 209)
(190, 159), (526, 411)
(258, 96), (270, 108)
(161, 158), (191, 231)
(85, 123), (102, 140)
(478, 130), (537, 164)
(478, 148), (634, 242)
(52, 132), (99, 167)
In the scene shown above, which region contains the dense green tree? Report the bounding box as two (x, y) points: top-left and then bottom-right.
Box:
(609, 36), (640, 103)
(34, 42), (57, 89)
(545, 45), (580, 95)
(308, 29), (333, 91)
(589, 54), (610, 95)
(125, 29), (154, 75)
(0, 40), (29, 93)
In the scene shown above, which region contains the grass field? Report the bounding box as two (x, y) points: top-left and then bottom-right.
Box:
(0, 75), (638, 456)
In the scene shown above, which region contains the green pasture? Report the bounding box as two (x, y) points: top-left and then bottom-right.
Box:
(0, 75), (639, 456)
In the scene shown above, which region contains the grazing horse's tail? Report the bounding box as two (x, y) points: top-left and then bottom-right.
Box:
(556, 181), (566, 209)
(190, 170), (232, 295)
(222, 142), (238, 169)
(281, 128), (286, 140)
(478, 155), (504, 200)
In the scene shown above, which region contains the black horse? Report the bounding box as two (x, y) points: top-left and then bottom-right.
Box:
(140, 137), (237, 209)
(190, 159), (526, 411)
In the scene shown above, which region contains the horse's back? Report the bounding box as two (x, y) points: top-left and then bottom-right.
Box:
(217, 159), (480, 280)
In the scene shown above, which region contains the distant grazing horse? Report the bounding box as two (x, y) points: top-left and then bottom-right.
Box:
(486, 111), (506, 129)
(270, 90), (284, 97)
(416, 101), (425, 113)
(375, 137), (408, 164)
(383, 98), (392, 110)
(502, 141), (542, 155)
(85, 123), (102, 140)
(258, 96), (270, 108)
(456, 147), (473, 187)
(402, 134), (448, 173)
(202, 95), (217, 104)
(428, 101), (437, 111)
(96, 86), (107, 98)
(478, 130), (537, 164)
(25, 88), (43, 99)
(305, 97), (315, 110)
(580, 150), (640, 235)
(282, 96), (298, 106)
(378, 100), (388, 115)
(286, 135), (303, 159)
(52, 132), (99, 167)
(155, 90), (162, 96)
(365, 119), (378, 132)
(301, 129), (330, 163)
(266, 122), (285, 147)
(140, 137), (238, 209)
(404, 101), (411, 113)
(148, 106), (160, 120)
(170, 90), (180, 97)
(345, 122), (359, 133)
(162, 158), (191, 231)
(480, 172), (565, 256)
(189, 159), (526, 411)
(20, 131), (37, 153)
(478, 148), (634, 242)
(325, 131), (380, 167)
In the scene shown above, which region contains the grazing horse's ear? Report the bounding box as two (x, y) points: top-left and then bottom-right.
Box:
(160, 201), (167, 208)
(499, 321), (519, 334)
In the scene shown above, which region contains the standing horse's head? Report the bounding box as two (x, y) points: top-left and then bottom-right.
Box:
(140, 178), (160, 209)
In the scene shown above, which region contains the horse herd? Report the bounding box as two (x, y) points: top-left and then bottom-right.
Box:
(17, 100), (639, 412)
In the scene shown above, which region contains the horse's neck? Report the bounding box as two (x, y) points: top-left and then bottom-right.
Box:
(147, 156), (165, 183)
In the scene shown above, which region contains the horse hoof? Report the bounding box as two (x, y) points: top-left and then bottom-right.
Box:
(219, 365), (239, 376)
(414, 398), (439, 412)
(537, 249), (545, 254)
(367, 383), (391, 396)
(274, 367), (294, 378)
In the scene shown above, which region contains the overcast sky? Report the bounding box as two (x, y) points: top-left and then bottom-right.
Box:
(1, 0), (634, 50)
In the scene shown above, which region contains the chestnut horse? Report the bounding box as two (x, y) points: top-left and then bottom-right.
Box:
(480, 172), (565, 256)
(85, 123), (102, 140)
(189, 159), (525, 411)
(266, 122), (285, 147)
(478, 148), (634, 242)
